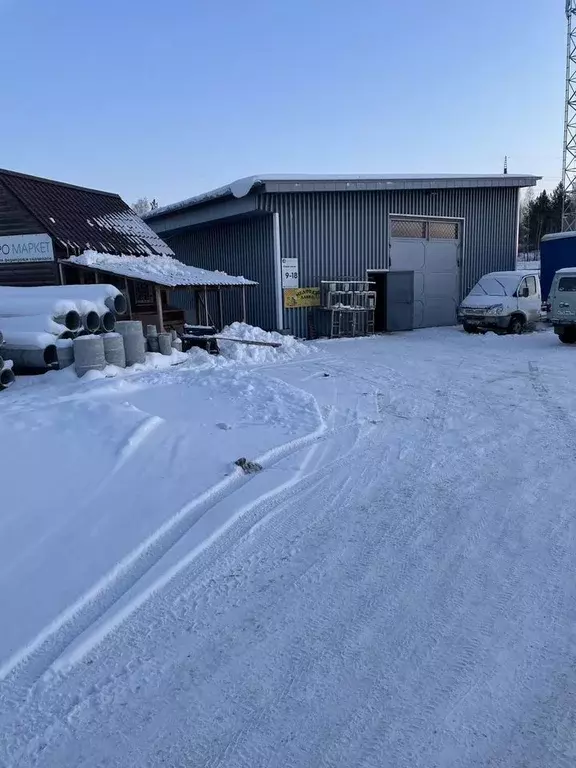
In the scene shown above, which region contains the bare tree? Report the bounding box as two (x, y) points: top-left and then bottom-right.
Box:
(132, 197), (156, 217)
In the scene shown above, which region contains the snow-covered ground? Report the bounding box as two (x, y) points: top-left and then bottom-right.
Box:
(517, 260), (540, 272)
(1, 326), (576, 766)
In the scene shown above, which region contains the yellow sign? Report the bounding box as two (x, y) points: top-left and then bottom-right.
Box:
(284, 287), (321, 308)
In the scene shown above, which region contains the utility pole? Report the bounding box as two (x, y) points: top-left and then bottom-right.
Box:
(562, 0), (576, 230)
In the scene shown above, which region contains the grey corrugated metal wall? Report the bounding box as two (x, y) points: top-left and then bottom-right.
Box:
(260, 187), (519, 337)
(151, 186), (520, 337)
(163, 214), (276, 330)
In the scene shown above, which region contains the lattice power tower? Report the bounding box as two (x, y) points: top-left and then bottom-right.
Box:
(563, 0), (576, 229)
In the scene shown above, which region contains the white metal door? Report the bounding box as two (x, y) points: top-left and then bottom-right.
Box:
(519, 274), (541, 323)
(389, 218), (461, 328)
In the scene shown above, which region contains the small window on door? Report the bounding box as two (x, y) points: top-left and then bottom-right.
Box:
(429, 220), (459, 240)
(390, 219), (427, 238)
(526, 276), (538, 295)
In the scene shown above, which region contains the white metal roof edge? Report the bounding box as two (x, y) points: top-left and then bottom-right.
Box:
(146, 173), (541, 220)
(541, 231), (576, 242)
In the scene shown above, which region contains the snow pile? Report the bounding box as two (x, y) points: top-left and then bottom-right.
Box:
(54, 348), (189, 384)
(517, 261), (540, 272)
(219, 323), (313, 364)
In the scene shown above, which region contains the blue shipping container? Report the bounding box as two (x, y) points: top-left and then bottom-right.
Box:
(540, 232), (576, 300)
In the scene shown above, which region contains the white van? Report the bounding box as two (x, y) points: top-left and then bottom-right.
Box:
(458, 270), (542, 334)
(548, 267), (576, 344)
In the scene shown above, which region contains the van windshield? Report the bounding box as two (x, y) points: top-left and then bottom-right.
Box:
(469, 276), (520, 297)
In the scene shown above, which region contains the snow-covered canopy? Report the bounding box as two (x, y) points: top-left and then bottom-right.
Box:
(66, 251), (257, 289)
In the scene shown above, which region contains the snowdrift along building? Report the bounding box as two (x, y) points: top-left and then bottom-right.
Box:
(145, 173), (540, 337)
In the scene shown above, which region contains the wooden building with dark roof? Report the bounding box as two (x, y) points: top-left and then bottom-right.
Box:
(0, 167), (173, 288)
(0, 169), (255, 331)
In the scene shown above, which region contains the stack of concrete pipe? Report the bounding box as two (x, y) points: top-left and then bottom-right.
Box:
(0, 284), (126, 372)
(147, 324), (182, 354)
(171, 329), (183, 352)
(0, 331), (15, 391)
(0, 285), (182, 379)
(146, 324), (160, 352)
(116, 321), (146, 367)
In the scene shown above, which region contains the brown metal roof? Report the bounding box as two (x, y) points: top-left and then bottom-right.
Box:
(0, 168), (173, 257)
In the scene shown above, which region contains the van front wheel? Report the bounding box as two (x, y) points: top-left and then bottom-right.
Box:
(508, 315), (525, 335)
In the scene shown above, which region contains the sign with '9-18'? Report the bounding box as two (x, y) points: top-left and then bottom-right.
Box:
(0, 233), (54, 263)
(281, 257), (299, 288)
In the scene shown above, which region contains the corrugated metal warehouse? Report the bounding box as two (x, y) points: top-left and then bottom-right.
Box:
(145, 174), (540, 337)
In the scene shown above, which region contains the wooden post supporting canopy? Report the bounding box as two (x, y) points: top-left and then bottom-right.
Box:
(124, 277), (133, 319)
(155, 285), (164, 332)
(218, 287), (224, 331)
(203, 286), (209, 326)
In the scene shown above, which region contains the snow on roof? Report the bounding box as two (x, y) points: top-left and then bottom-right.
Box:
(0, 168), (174, 257)
(146, 173), (541, 219)
(67, 251), (257, 288)
(541, 231), (576, 242)
(89, 212), (174, 257)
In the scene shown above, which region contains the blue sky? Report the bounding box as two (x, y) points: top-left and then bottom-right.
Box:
(0, 0), (565, 207)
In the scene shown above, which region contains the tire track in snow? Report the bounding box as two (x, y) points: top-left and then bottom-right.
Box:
(49, 402), (363, 676)
(528, 361), (576, 440)
(0, 405), (328, 693)
(112, 413), (164, 474)
(9, 367), (542, 766)
(0, 398), (386, 762)
(151, 384), (460, 767)
(342, 391), (566, 765)
(300, 378), (520, 764)
(2, 353), (530, 763)
(5, 358), (486, 756)
(7, 337), (576, 767)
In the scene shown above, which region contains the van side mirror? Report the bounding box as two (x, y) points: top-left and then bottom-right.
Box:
(519, 286), (529, 298)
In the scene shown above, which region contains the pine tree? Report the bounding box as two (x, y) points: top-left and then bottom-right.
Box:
(519, 183), (567, 255)
(549, 183), (567, 231)
(527, 190), (551, 249)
